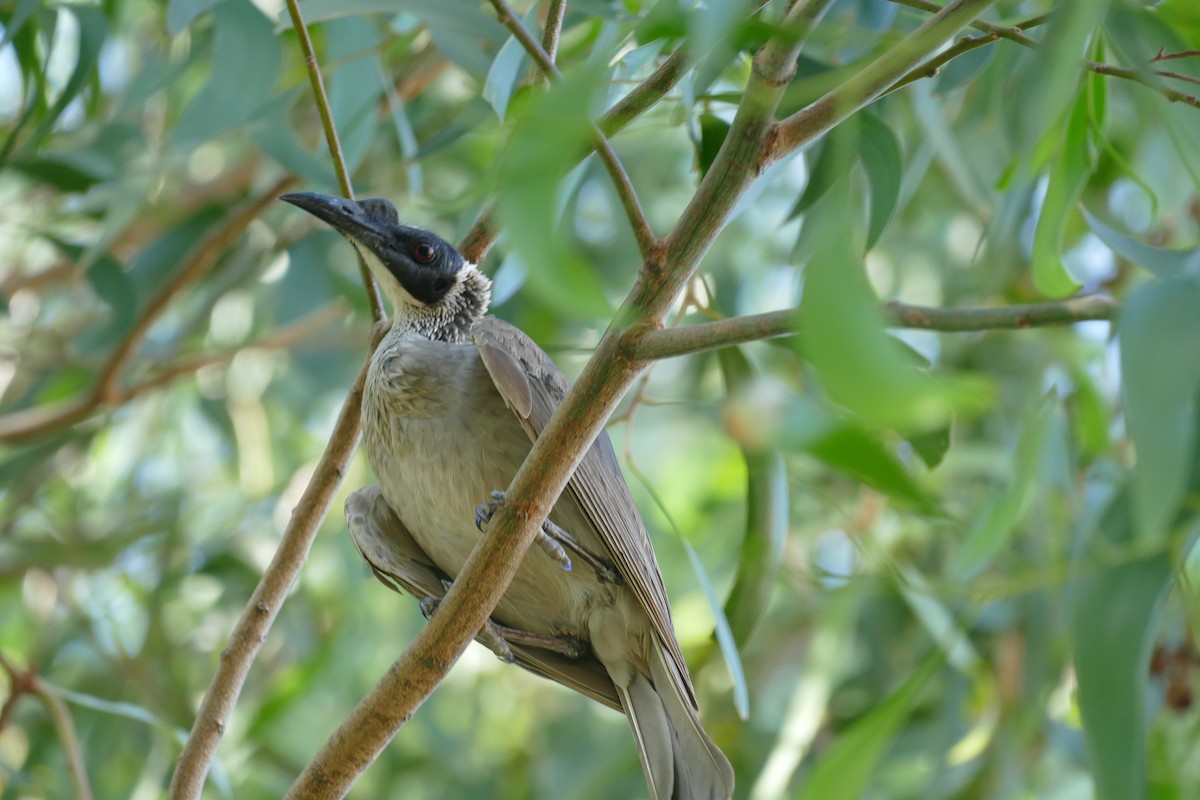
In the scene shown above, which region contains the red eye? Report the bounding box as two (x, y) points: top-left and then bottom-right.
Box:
(413, 242), (436, 264)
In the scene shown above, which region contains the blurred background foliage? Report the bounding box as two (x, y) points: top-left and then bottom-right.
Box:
(1, 0), (1200, 798)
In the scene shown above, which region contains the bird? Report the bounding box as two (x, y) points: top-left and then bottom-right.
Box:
(281, 191), (734, 800)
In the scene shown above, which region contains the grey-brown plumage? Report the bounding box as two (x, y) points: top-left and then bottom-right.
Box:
(281, 192), (734, 800)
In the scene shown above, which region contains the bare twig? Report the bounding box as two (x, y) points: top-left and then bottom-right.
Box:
(285, 0), (385, 322)
(485, 0), (660, 260)
(1153, 49), (1200, 63)
(888, 0), (1200, 109)
(0, 651), (92, 800)
(540, 0), (568, 69)
(622, 295), (1120, 360)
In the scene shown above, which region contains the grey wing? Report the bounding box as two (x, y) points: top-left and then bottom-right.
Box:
(345, 486), (621, 711)
(471, 316), (698, 709)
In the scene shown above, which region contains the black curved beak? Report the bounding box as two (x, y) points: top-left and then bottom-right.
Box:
(279, 192), (385, 243)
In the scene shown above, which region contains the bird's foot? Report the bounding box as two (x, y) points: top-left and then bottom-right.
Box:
(474, 489), (574, 573)
(420, 585), (515, 664)
(420, 584), (590, 661)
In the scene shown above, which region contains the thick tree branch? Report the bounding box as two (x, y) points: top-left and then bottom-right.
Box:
(622, 295), (1120, 360)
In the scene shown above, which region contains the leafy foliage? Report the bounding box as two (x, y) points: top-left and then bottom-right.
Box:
(1, 1), (1199, 798)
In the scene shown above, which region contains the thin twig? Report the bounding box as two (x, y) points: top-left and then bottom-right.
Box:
(284, 0), (385, 322)
(1154, 69), (1200, 89)
(622, 295), (1120, 360)
(1153, 48), (1200, 63)
(0, 651), (92, 800)
(36, 684), (93, 800)
(457, 49), (691, 262)
(540, 0), (567, 69)
(888, 0), (1200, 109)
(485, 0), (659, 260)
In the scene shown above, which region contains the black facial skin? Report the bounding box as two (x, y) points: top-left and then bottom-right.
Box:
(280, 192), (463, 306)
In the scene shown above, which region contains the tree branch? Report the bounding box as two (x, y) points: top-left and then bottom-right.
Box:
(167, 358), (369, 800)
(887, 0), (1200, 109)
(771, 0), (999, 161)
(285, 3), (836, 795)
(287, 2), (995, 796)
(622, 295), (1120, 360)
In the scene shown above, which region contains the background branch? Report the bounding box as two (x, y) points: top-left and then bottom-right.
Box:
(622, 295), (1120, 360)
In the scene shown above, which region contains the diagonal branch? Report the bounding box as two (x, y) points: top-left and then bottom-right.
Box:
(622, 295), (1120, 360)
(771, 0), (1000, 161)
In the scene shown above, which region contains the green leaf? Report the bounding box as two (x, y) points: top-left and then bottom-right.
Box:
(248, 91), (339, 189)
(696, 113), (730, 177)
(788, 127), (858, 221)
(1030, 88), (1088, 297)
(1083, 209), (1200, 281)
(1070, 492), (1173, 800)
(1119, 279), (1200, 541)
(326, 18), (385, 175)
(858, 112), (901, 250)
(81, 256), (137, 354)
(805, 424), (934, 510)
(166, 0), (222, 35)
(951, 399), (1056, 578)
(718, 348), (788, 648)
(907, 425), (951, 469)
(497, 68), (611, 320)
(483, 7), (534, 122)
(798, 177), (989, 431)
(173, 0), (281, 144)
(801, 654), (941, 798)
(11, 5), (107, 159)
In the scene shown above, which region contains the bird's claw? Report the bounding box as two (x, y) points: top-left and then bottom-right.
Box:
(475, 489), (573, 572)
(419, 589), (516, 664)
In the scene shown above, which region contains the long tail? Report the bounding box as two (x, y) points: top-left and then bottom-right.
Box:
(615, 647), (734, 800)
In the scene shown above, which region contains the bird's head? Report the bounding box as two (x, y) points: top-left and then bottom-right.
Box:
(281, 192), (489, 338)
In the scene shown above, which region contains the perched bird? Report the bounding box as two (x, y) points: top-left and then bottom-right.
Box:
(281, 192), (734, 800)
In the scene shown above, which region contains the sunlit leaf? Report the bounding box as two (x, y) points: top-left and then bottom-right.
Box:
(798, 177), (990, 431)
(483, 8), (534, 122)
(1031, 88), (1088, 297)
(801, 654), (941, 798)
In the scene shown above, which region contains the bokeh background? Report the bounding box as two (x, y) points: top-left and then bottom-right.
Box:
(2, 0), (1200, 798)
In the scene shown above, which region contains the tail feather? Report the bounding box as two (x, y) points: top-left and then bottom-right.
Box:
(616, 649), (734, 800)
